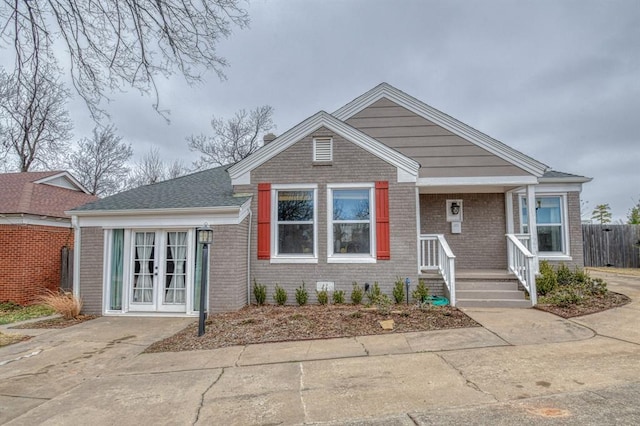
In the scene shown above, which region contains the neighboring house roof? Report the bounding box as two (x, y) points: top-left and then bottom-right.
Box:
(333, 83), (549, 177)
(71, 166), (249, 214)
(228, 110), (421, 185)
(540, 170), (592, 183)
(0, 171), (97, 219)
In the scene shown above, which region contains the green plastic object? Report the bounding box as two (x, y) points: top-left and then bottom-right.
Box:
(423, 295), (449, 306)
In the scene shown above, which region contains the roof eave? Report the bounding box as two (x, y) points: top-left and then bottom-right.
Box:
(67, 204), (245, 217)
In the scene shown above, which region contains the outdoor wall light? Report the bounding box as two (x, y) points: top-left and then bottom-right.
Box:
(450, 201), (460, 216)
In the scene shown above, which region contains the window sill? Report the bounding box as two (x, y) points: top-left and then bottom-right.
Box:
(270, 257), (318, 264)
(312, 161), (332, 166)
(539, 254), (573, 261)
(327, 256), (377, 264)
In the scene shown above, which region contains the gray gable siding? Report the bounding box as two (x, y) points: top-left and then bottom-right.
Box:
(237, 126), (420, 301)
(346, 98), (533, 178)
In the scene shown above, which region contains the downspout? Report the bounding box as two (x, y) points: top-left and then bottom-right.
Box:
(246, 209), (252, 306)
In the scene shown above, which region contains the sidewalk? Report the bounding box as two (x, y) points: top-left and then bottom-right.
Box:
(1, 270), (639, 425)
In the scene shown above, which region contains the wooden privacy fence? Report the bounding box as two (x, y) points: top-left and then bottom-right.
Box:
(582, 224), (640, 268)
(60, 247), (74, 292)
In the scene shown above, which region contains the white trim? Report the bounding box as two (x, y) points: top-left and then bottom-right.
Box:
(72, 218), (81, 299)
(505, 190), (515, 234)
(33, 171), (92, 194)
(72, 200), (250, 228)
(271, 185), (318, 263)
(514, 183), (584, 193)
(539, 175), (591, 184)
(332, 83), (548, 177)
(519, 192), (570, 258)
(0, 214), (72, 228)
(327, 184), (376, 263)
(415, 187), (421, 274)
(68, 205), (243, 217)
(227, 111), (419, 185)
(417, 175), (538, 187)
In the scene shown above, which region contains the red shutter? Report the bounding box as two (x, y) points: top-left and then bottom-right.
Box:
(257, 183), (271, 259)
(375, 181), (390, 260)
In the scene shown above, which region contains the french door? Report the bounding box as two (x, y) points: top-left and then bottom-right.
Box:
(129, 230), (189, 313)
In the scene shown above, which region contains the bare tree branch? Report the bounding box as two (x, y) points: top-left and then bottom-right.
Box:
(0, 64), (73, 171)
(69, 125), (133, 196)
(127, 146), (190, 188)
(187, 105), (274, 169)
(0, 1), (249, 119)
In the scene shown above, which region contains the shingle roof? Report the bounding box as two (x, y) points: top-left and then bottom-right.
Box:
(71, 166), (248, 212)
(0, 171), (98, 218)
(541, 170), (592, 182)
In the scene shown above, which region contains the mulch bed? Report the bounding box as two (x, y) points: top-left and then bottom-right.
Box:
(9, 315), (98, 329)
(535, 292), (631, 318)
(145, 304), (479, 353)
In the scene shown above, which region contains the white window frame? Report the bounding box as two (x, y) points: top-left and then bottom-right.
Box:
(313, 137), (333, 162)
(519, 193), (571, 260)
(327, 183), (376, 263)
(271, 184), (318, 264)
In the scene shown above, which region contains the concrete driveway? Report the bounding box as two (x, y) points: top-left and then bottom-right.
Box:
(1, 270), (639, 425)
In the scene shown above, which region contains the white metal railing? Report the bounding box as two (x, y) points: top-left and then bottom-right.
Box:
(506, 234), (537, 305)
(419, 234), (456, 306)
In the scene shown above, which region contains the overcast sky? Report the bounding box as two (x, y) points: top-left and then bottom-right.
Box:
(11, 0), (640, 221)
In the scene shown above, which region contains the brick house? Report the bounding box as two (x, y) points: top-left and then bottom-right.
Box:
(69, 83), (590, 316)
(0, 171), (98, 304)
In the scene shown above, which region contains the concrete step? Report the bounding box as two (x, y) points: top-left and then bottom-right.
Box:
(456, 281), (520, 291)
(456, 298), (533, 308)
(456, 289), (526, 300)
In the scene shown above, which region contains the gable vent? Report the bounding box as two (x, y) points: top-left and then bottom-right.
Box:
(313, 138), (333, 162)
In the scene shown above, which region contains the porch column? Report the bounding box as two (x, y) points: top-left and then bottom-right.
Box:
(505, 190), (514, 234)
(415, 187), (421, 274)
(526, 184), (540, 273)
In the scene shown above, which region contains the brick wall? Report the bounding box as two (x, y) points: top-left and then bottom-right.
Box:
(78, 227), (104, 314)
(209, 217), (249, 313)
(237, 126), (419, 303)
(0, 224), (74, 304)
(420, 193), (507, 270)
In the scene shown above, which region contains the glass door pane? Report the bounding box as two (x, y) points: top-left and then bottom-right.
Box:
(132, 232), (155, 304)
(164, 232), (188, 305)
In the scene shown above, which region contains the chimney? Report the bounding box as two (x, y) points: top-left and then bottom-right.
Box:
(263, 133), (277, 145)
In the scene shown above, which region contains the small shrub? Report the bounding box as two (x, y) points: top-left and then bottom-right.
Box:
(556, 263), (572, 286)
(572, 267), (591, 286)
(392, 277), (405, 304)
(351, 282), (364, 305)
(366, 282), (382, 304)
(412, 279), (430, 302)
(373, 293), (393, 315)
(543, 287), (582, 307)
(332, 289), (345, 304)
(273, 284), (287, 305)
(37, 290), (82, 320)
(536, 261), (557, 296)
(253, 279), (267, 306)
(295, 282), (309, 306)
(316, 287), (329, 305)
(585, 277), (608, 296)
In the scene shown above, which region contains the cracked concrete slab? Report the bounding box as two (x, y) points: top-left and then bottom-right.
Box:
(410, 382), (640, 425)
(118, 346), (244, 375)
(439, 336), (640, 402)
(299, 353), (496, 423)
(461, 307), (595, 345)
(237, 337), (367, 365)
(4, 370), (220, 426)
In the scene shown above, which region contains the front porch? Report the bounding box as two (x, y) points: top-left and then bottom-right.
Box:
(416, 186), (541, 308)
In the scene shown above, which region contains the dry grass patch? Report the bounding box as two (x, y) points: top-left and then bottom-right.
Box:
(37, 290), (82, 320)
(0, 331), (30, 347)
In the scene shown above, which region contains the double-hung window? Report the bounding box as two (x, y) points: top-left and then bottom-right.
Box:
(520, 195), (568, 256)
(328, 184), (375, 262)
(272, 185), (317, 262)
